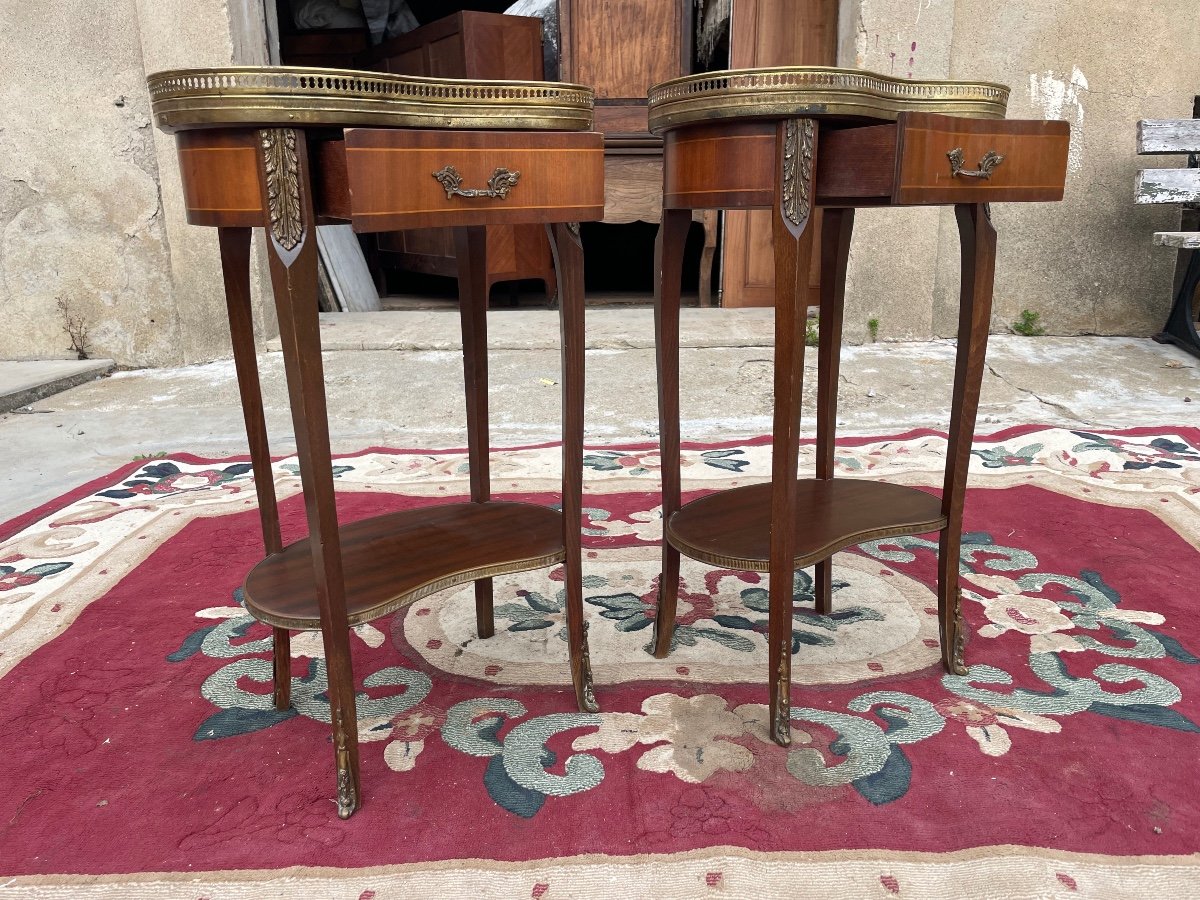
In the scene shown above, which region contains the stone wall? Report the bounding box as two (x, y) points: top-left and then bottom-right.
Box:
(839, 0), (1199, 342)
(0, 0), (275, 366)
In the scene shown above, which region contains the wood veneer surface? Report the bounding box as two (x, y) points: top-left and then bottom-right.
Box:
(244, 501), (565, 628)
(666, 479), (947, 571)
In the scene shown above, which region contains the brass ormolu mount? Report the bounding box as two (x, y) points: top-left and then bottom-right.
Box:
(433, 166), (521, 200)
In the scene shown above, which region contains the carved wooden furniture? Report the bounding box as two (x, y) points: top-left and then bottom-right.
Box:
(148, 67), (604, 817)
(646, 67), (1070, 745)
(362, 12), (558, 304)
(721, 0), (838, 307)
(557, 0), (718, 304)
(1135, 117), (1200, 359)
(558, 0), (690, 142)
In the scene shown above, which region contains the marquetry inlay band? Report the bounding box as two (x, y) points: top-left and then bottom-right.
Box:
(148, 67), (595, 133)
(647, 66), (1010, 132)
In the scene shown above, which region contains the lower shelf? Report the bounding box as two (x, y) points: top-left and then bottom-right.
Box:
(666, 479), (947, 572)
(244, 501), (565, 630)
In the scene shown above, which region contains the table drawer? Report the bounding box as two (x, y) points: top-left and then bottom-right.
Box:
(893, 112), (1070, 205)
(324, 129), (605, 231)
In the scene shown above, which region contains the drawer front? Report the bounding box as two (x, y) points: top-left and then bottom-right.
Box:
(894, 113), (1070, 205)
(340, 129), (605, 232)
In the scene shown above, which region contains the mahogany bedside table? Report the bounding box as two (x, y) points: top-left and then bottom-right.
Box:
(148, 67), (604, 817)
(644, 67), (1069, 746)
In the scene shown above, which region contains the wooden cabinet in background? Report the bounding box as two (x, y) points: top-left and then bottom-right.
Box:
(558, 1), (719, 303)
(363, 10), (543, 80)
(721, 0), (840, 307)
(559, 0), (690, 141)
(363, 12), (557, 304)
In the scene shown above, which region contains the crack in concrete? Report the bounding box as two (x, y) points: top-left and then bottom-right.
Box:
(984, 362), (1093, 426)
(9, 176), (41, 195)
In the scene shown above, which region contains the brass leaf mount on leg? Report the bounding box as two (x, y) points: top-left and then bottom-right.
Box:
(579, 620), (599, 713)
(259, 128), (303, 251)
(951, 588), (969, 676)
(781, 118), (816, 229)
(334, 730), (356, 819)
(773, 638), (792, 747)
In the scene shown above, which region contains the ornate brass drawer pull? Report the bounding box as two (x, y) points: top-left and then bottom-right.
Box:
(947, 148), (1005, 180)
(432, 165), (521, 200)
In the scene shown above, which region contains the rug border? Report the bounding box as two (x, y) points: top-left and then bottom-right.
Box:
(5, 424), (1196, 544)
(5, 843), (1199, 883)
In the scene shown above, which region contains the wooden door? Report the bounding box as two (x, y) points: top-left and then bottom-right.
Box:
(559, 0), (688, 137)
(721, 0), (838, 307)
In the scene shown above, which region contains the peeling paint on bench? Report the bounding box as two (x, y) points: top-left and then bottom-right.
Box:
(1153, 232), (1200, 250)
(1137, 119), (1200, 155)
(1135, 168), (1200, 205)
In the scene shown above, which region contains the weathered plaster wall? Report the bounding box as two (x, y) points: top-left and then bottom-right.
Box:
(0, 0), (275, 366)
(839, 0), (1200, 341)
(838, 0), (957, 344)
(134, 0), (277, 365)
(0, 0), (181, 364)
(935, 0), (1200, 338)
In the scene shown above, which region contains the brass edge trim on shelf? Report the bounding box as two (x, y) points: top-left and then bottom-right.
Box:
(664, 517), (950, 573)
(647, 66), (1010, 133)
(244, 550), (567, 631)
(147, 67), (595, 133)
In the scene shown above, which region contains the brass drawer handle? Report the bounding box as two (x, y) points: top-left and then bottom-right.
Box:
(432, 165), (520, 200)
(947, 148), (1005, 180)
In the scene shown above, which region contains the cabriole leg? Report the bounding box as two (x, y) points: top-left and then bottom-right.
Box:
(768, 119), (819, 746)
(217, 226), (292, 710)
(939, 203), (998, 675)
(454, 226), (496, 640)
(813, 208), (854, 616)
(651, 208), (692, 658)
(547, 222), (597, 713)
(256, 127), (360, 817)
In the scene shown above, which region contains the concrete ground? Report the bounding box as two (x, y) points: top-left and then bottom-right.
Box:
(2, 308), (1197, 522)
(0, 358), (115, 414)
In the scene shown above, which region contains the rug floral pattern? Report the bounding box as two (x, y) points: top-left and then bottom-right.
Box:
(1, 426), (1199, 883)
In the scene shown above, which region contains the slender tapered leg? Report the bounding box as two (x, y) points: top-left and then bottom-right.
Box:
(543, 255), (559, 310)
(256, 127), (360, 818)
(939, 203), (998, 676)
(454, 226), (495, 640)
(218, 226), (291, 711)
(694, 209), (719, 308)
(768, 119), (819, 747)
(813, 208), (855, 615)
(546, 222), (598, 712)
(651, 208), (693, 658)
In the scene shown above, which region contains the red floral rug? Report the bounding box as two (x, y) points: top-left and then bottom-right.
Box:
(1, 426), (1198, 897)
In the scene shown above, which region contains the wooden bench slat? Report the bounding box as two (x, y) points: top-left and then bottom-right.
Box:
(1137, 119), (1200, 154)
(1153, 231), (1200, 249)
(1135, 168), (1200, 204)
